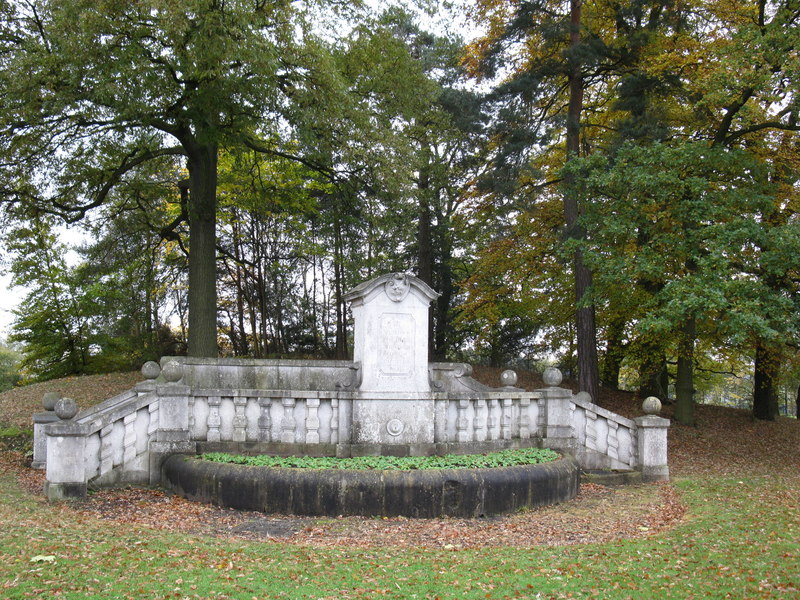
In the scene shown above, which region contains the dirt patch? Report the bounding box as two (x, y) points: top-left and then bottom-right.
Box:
(230, 518), (309, 538)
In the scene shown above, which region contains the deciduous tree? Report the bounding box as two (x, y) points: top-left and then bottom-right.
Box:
(0, 0), (349, 357)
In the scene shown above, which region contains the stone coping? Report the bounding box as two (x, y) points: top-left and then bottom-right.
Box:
(571, 393), (638, 429)
(161, 356), (358, 368)
(181, 389), (544, 400)
(45, 390), (154, 436)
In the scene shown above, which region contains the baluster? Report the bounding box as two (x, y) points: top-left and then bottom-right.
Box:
(147, 403), (159, 440)
(537, 397), (546, 434)
(281, 398), (296, 443)
(207, 396), (222, 443)
(500, 398), (512, 440)
(586, 411), (598, 451)
(233, 397), (247, 442)
(456, 399), (470, 442)
(519, 397), (531, 439)
(607, 420), (619, 461)
(100, 424), (114, 475)
(474, 398), (487, 442)
(187, 397), (195, 437)
(258, 398), (272, 442)
(123, 413), (137, 464)
(487, 399), (499, 440)
(305, 398), (320, 444)
(330, 398), (339, 444)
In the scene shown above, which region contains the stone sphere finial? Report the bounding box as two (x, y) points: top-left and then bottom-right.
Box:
(452, 363), (472, 378)
(161, 360), (183, 384)
(42, 391), (61, 412)
(542, 367), (563, 387)
(54, 397), (78, 420)
(141, 361), (161, 381)
(500, 369), (518, 387)
(642, 396), (662, 416)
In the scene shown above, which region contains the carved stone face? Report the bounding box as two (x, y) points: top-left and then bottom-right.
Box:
(385, 273), (410, 302)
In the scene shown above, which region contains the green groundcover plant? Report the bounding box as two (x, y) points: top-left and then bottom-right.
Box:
(199, 447), (560, 470)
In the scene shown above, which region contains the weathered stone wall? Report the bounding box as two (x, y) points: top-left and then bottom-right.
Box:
(161, 454), (581, 518)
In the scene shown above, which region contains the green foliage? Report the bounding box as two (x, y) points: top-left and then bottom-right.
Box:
(455, 189), (578, 368)
(5, 209), (184, 379)
(461, 0), (800, 410)
(0, 342), (21, 392)
(200, 447), (560, 470)
(0, 426), (32, 455)
(1, 0), (796, 404)
(5, 219), (93, 381)
(0, 0), (366, 356)
(0, 426), (27, 438)
(567, 140), (798, 354)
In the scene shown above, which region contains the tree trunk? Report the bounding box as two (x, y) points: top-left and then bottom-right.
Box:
(417, 198), (433, 287)
(575, 261), (600, 401)
(433, 232), (454, 361)
(638, 342), (668, 400)
(753, 342), (780, 421)
(563, 0), (600, 402)
(333, 215), (348, 359)
(600, 316), (626, 390)
(231, 219), (249, 356)
(186, 143), (219, 357)
(416, 155), (437, 362)
(795, 382), (799, 420)
(417, 205), (434, 358)
(674, 317), (695, 426)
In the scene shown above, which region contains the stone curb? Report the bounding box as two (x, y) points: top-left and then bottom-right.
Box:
(162, 454), (580, 518)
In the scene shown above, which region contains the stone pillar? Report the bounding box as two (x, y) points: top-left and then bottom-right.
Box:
(149, 360), (196, 485)
(44, 398), (87, 500)
(32, 392), (60, 470)
(154, 360), (190, 442)
(538, 367), (575, 452)
(634, 397), (670, 482)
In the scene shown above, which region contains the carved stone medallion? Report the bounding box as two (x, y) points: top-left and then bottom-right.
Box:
(386, 418), (404, 436)
(384, 273), (410, 302)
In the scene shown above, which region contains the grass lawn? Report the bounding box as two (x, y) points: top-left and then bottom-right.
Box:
(0, 372), (798, 599)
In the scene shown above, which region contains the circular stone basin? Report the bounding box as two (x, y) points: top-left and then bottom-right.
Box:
(161, 454), (579, 518)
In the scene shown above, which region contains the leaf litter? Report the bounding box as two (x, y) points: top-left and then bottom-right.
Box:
(3, 368), (799, 549)
(1, 448), (686, 549)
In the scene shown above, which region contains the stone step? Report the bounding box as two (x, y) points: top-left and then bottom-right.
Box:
(580, 469), (642, 487)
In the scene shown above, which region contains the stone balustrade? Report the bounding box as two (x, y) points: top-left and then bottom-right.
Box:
(571, 392), (639, 470)
(41, 387), (159, 499)
(39, 357), (670, 500)
(186, 388), (544, 450)
(38, 273), (669, 501)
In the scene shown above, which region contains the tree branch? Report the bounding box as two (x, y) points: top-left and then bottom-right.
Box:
(713, 87), (754, 146)
(241, 135), (336, 179)
(51, 146), (185, 221)
(725, 120), (800, 144)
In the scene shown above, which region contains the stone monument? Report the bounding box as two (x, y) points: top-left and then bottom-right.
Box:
(38, 271), (670, 502)
(345, 272), (439, 448)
